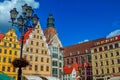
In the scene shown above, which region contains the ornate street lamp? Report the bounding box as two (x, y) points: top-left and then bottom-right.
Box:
(10, 4), (39, 80)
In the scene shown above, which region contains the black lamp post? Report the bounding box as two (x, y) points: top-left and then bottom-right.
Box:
(10, 4), (39, 80)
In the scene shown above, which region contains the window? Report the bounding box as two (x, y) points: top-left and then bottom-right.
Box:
(14, 51), (17, 55)
(4, 42), (7, 46)
(47, 58), (49, 63)
(109, 45), (113, 49)
(4, 49), (7, 54)
(0, 57), (1, 62)
(117, 58), (120, 64)
(88, 55), (91, 62)
(46, 66), (49, 71)
(0, 48), (2, 53)
(52, 68), (58, 75)
(14, 44), (16, 48)
(29, 65), (32, 70)
(2, 66), (5, 71)
(9, 43), (12, 47)
(107, 68), (109, 73)
(42, 43), (44, 47)
(71, 58), (73, 64)
(116, 51), (119, 56)
(100, 55), (102, 58)
(111, 53), (113, 57)
(96, 63), (98, 67)
(101, 62), (103, 66)
(104, 46), (108, 50)
(10, 33), (12, 36)
(10, 38), (12, 42)
(7, 67), (10, 72)
(30, 48), (33, 52)
(36, 49), (38, 53)
(67, 59), (69, 64)
(41, 50), (44, 54)
(76, 57), (78, 63)
(8, 58), (11, 63)
(59, 62), (62, 68)
(9, 50), (12, 54)
(40, 36), (42, 39)
(94, 49), (97, 52)
(112, 60), (114, 64)
(99, 47), (103, 51)
(52, 61), (58, 66)
(3, 57), (6, 62)
(106, 61), (109, 65)
(26, 48), (29, 52)
(101, 69), (104, 74)
(34, 35), (36, 38)
(37, 35), (39, 39)
(96, 70), (98, 74)
(37, 30), (39, 33)
(105, 54), (108, 58)
(35, 65), (38, 71)
(31, 41), (33, 45)
(41, 57), (43, 62)
(35, 57), (38, 61)
(112, 68), (115, 73)
(36, 42), (39, 46)
(95, 56), (97, 59)
(30, 56), (32, 61)
(52, 53), (58, 58)
(115, 43), (119, 48)
(118, 67), (120, 72)
(53, 47), (58, 51)
(41, 66), (43, 71)
(45, 51), (47, 54)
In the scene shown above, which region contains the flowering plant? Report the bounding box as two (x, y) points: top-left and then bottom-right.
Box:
(12, 58), (29, 68)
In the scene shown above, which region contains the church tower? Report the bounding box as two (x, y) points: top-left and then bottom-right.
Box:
(44, 13), (63, 79)
(44, 13), (56, 43)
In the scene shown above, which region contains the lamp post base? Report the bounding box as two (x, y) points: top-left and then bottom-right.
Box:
(18, 67), (22, 80)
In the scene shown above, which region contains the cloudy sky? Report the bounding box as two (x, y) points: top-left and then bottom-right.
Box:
(0, 0), (120, 46)
(0, 0), (39, 32)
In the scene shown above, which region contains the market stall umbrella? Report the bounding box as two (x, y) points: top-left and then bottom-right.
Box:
(0, 74), (14, 80)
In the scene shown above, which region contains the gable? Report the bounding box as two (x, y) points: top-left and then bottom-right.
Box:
(48, 34), (62, 47)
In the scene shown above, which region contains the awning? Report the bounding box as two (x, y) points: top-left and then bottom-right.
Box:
(24, 76), (43, 80)
(108, 77), (120, 80)
(0, 74), (14, 80)
(45, 77), (60, 80)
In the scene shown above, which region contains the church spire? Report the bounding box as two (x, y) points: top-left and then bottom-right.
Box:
(47, 13), (55, 28)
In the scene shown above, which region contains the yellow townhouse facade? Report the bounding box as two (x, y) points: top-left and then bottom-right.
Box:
(0, 29), (20, 80)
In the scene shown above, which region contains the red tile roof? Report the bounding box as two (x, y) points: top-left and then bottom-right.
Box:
(0, 33), (5, 39)
(19, 28), (33, 44)
(63, 65), (73, 74)
(63, 37), (107, 57)
(71, 62), (79, 71)
(63, 41), (95, 57)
